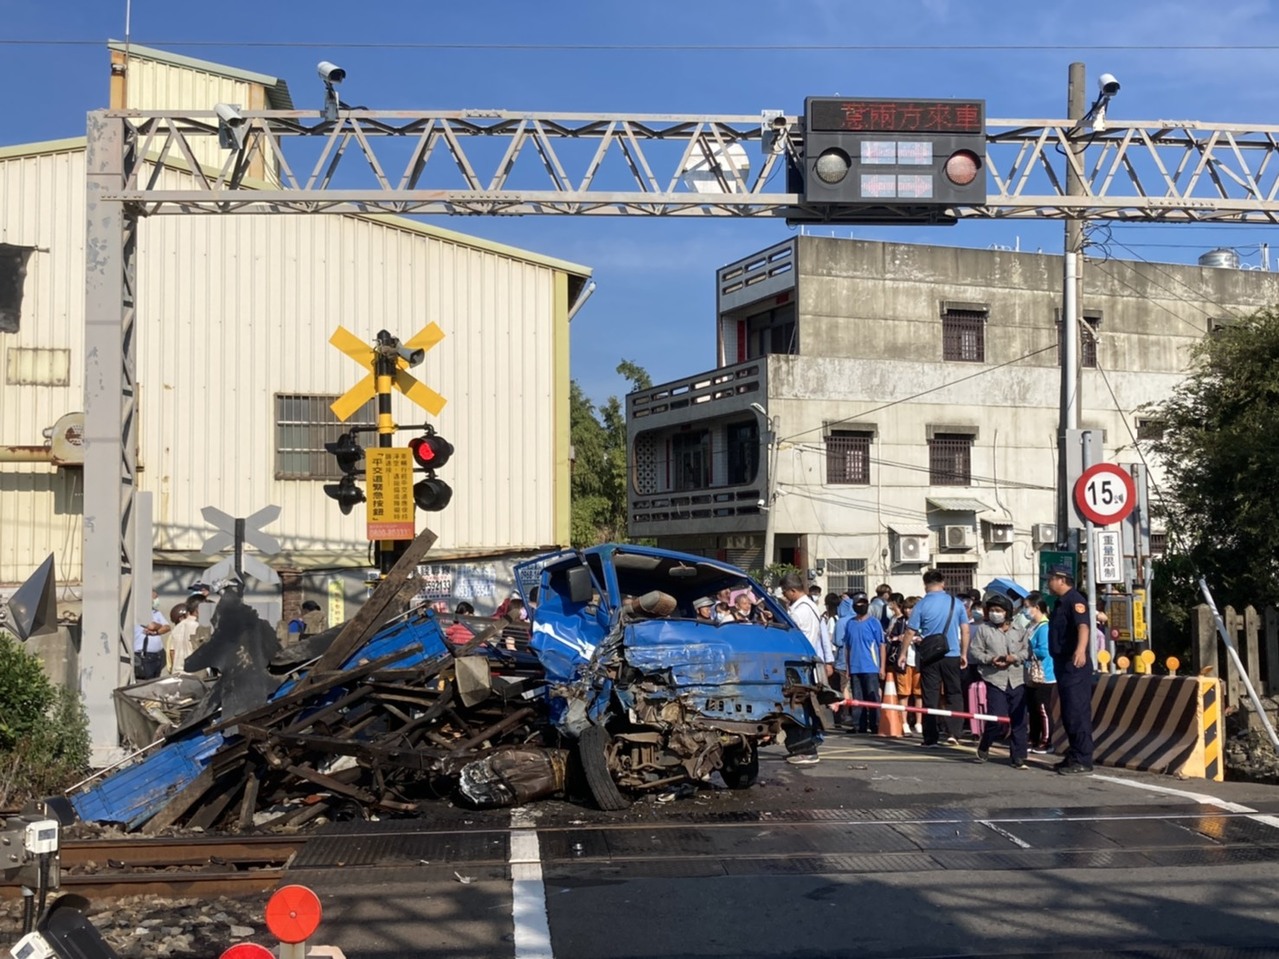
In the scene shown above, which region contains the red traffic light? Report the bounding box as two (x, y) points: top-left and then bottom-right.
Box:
(409, 433), (453, 470)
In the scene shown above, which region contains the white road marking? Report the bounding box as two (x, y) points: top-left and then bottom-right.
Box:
(510, 808), (554, 959)
(1092, 773), (1279, 830)
(979, 820), (1033, 849)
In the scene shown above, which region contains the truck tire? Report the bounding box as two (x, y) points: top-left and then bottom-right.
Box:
(578, 725), (631, 811)
(719, 744), (759, 789)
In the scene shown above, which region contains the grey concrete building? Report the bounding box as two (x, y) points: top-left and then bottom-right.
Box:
(626, 236), (1279, 596)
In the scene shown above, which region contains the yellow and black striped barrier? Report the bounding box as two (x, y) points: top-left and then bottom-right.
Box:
(1052, 675), (1223, 781)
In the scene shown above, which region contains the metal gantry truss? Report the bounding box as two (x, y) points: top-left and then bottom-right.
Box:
(104, 108), (1279, 221)
(80, 106), (1279, 761)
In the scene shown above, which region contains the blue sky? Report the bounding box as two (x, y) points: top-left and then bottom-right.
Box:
(7, 0), (1279, 403)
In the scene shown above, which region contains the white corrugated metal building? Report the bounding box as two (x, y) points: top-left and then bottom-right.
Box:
(1, 44), (589, 616)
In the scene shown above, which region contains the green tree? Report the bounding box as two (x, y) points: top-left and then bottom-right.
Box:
(1144, 307), (1279, 654)
(569, 360), (650, 547)
(0, 632), (90, 806)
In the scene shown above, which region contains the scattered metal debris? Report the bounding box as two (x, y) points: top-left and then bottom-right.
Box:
(67, 535), (823, 831)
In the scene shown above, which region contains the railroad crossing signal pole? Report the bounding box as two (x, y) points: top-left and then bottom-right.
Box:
(329, 325), (450, 578)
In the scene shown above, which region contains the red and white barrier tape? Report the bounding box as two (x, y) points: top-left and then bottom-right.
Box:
(837, 698), (1011, 724)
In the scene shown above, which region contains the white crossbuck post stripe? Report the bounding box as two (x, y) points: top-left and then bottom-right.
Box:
(838, 698), (1012, 724)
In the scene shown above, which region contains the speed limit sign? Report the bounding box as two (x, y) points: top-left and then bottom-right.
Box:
(1073, 463), (1136, 525)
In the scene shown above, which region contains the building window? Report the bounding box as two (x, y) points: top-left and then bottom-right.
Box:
(275, 393), (376, 480)
(725, 420), (759, 485)
(671, 430), (711, 491)
(745, 303), (797, 358)
(929, 433), (973, 486)
(826, 430), (872, 485)
(1058, 311), (1101, 368)
(942, 308), (985, 362)
(1149, 532), (1168, 555)
(1136, 418), (1166, 441)
(935, 563), (975, 595)
(0, 243), (34, 334)
(826, 558), (867, 596)
(1081, 312), (1100, 368)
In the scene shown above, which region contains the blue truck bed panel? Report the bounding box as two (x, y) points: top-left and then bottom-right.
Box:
(69, 731), (225, 829)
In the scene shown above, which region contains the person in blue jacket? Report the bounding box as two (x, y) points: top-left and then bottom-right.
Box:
(1022, 591), (1057, 752)
(831, 593), (857, 727)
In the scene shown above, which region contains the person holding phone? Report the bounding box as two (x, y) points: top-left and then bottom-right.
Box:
(968, 593), (1031, 768)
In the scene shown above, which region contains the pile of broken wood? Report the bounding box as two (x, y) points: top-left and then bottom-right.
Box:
(113, 531), (570, 833)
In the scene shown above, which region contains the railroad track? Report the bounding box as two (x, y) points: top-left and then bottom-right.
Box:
(1, 835), (309, 900)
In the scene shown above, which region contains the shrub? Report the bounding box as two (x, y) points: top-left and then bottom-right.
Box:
(0, 631), (91, 806)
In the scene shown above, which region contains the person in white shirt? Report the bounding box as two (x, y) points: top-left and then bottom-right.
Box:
(132, 590), (170, 681)
(166, 601), (201, 676)
(780, 572), (826, 766)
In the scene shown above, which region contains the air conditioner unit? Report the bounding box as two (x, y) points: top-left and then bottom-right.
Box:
(892, 535), (930, 564)
(943, 525), (975, 550)
(985, 523), (1015, 545)
(1032, 523), (1058, 547)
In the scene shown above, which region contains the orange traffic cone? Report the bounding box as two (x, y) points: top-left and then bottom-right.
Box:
(879, 674), (904, 737)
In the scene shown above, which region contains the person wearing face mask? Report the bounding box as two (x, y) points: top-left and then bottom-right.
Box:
(1021, 591), (1056, 753)
(968, 593), (1030, 768)
(132, 590), (171, 681)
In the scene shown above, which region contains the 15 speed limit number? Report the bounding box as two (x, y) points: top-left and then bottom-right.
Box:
(1073, 463), (1136, 525)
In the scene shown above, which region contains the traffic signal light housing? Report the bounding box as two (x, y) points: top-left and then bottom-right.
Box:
(410, 428), (454, 512)
(794, 97), (987, 222)
(324, 431), (364, 474)
(409, 433), (453, 470)
(324, 474), (366, 515)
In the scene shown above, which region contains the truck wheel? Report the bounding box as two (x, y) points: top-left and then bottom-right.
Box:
(578, 725), (631, 811)
(720, 744), (759, 789)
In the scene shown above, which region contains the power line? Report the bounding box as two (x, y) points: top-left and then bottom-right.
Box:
(6, 38), (1279, 51)
(1106, 239), (1251, 323)
(778, 343), (1057, 444)
(1086, 259), (1211, 336)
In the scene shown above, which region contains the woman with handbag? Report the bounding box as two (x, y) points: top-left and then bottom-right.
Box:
(1022, 591), (1057, 753)
(969, 593), (1031, 768)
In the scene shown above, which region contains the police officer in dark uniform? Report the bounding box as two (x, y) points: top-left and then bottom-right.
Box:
(1046, 564), (1094, 773)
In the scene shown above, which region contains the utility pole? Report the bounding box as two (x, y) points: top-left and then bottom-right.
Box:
(1057, 62), (1087, 543)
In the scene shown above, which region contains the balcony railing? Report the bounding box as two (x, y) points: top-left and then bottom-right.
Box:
(631, 484), (765, 530)
(629, 359), (764, 422)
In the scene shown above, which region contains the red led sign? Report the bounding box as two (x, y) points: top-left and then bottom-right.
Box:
(808, 98), (984, 134)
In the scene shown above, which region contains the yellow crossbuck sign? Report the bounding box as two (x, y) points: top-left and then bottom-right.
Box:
(329, 324), (447, 421)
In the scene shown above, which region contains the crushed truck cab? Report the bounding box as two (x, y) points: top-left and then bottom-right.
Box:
(519, 544), (825, 809)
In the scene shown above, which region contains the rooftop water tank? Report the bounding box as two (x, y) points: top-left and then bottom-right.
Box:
(1198, 247), (1240, 269)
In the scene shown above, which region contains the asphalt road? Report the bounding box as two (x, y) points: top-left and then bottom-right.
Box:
(284, 735), (1279, 959)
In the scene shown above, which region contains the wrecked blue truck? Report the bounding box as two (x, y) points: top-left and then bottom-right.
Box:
(520, 544), (827, 809)
(69, 545), (826, 826)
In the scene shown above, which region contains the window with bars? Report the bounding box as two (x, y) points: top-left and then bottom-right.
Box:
(275, 394), (377, 480)
(934, 563), (975, 595)
(942, 308), (986, 362)
(929, 433), (973, 486)
(1081, 313), (1100, 368)
(826, 558), (868, 596)
(1136, 418), (1167, 441)
(825, 430), (872, 485)
(1149, 532), (1168, 554)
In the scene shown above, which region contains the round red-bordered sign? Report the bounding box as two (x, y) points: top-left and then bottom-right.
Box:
(1073, 463), (1136, 526)
(219, 945), (274, 959)
(265, 884), (323, 944)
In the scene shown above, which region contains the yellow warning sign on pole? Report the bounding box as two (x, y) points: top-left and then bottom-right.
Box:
(1132, 589), (1148, 641)
(364, 448), (415, 540)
